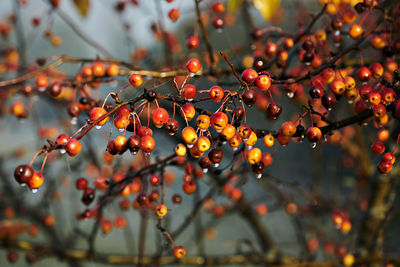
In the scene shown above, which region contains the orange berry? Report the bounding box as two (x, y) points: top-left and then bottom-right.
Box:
(349, 24), (363, 39)
(155, 204), (168, 217)
(107, 63), (120, 76)
(129, 74), (143, 87)
(89, 107), (109, 126)
(173, 246), (186, 259)
(140, 135), (155, 153)
(247, 148), (262, 164)
(182, 127), (198, 146)
(186, 58), (201, 74)
(28, 172), (44, 190)
(92, 61), (106, 77)
(181, 103), (196, 121)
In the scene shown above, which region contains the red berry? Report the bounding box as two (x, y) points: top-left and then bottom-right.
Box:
(182, 180), (196, 194)
(186, 35), (200, 49)
(150, 174), (161, 186)
(76, 177), (88, 190)
(357, 66), (372, 82)
(212, 17), (225, 29)
(14, 165), (34, 184)
(306, 127), (322, 143)
(173, 246), (187, 259)
(168, 8), (180, 22)
(241, 68), (258, 84)
(151, 107), (169, 128)
(371, 141), (385, 155)
(183, 84), (197, 100)
(186, 58), (201, 74)
(129, 74), (143, 87)
(256, 75), (271, 91)
(66, 139), (82, 157)
(209, 85), (224, 103)
(212, 2), (225, 14)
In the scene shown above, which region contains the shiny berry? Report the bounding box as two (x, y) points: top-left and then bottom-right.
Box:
(165, 118), (179, 135)
(210, 112), (228, 132)
(14, 164), (34, 184)
(183, 84), (197, 100)
(349, 24), (363, 39)
(89, 107), (109, 126)
(209, 85), (224, 102)
(186, 35), (200, 50)
(212, 17), (225, 29)
(186, 58), (201, 74)
(66, 139), (81, 157)
(129, 74), (143, 87)
(140, 135), (156, 153)
(168, 8), (180, 22)
(256, 75), (271, 91)
(155, 204), (168, 217)
(371, 141), (385, 155)
(173, 246), (186, 259)
(357, 66), (372, 82)
(306, 127), (322, 143)
(242, 89), (257, 107)
(152, 107), (169, 128)
(241, 68), (258, 84)
(266, 103), (282, 120)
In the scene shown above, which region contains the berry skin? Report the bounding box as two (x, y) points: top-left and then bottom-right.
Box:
(330, 79), (345, 94)
(81, 187), (96, 205)
(114, 136), (128, 153)
(221, 124), (236, 140)
(209, 85), (224, 103)
(208, 148), (223, 166)
(196, 115), (210, 131)
(357, 66), (372, 82)
(181, 103), (196, 121)
(14, 164), (34, 184)
(309, 86), (324, 100)
(165, 118), (179, 135)
(212, 2), (225, 13)
(175, 143), (187, 156)
(210, 112), (228, 132)
(373, 104), (386, 118)
(114, 115), (129, 130)
(344, 76), (356, 90)
(241, 68), (258, 84)
(349, 24), (363, 39)
(66, 139), (82, 157)
(150, 174), (161, 186)
(263, 134), (275, 148)
(155, 204), (168, 217)
(196, 136), (211, 152)
(266, 103), (282, 120)
(182, 180), (196, 194)
(36, 75), (49, 88)
(129, 74), (143, 87)
(306, 127), (322, 143)
(186, 35), (200, 50)
(89, 107), (109, 126)
(140, 135), (156, 153)
(183, 84), (197, 100)
(107, 63), (120, 76)
(265, 43), (278, 57)
(168, 8), (180, 22)
(370, 62), (383, 78)
(28, 172), (44, 190)
(76, 177), (88, 190)
(381, 88), (395, 103)
(242, 89), (257, 107)
(101, 220), (113, 234)
(262, 152), (273, 167)
(322, 92), (337, 110)
(186, 58), (201, 74)
(182, 127), (198, 146)
(281, 121), (296, 136)
(378, 160), (393, 175)
(11, 101), (25, 118)
(151, 107), (169, 128)
(256, 75), (271, 91)
(368, 91), (381, 105)
(247, 148), (262, 164)
(343, 254), (355, 267)
(92, 61), (106, 77)
(359, 84), (373, 99)
(173, 246), (187, 259)
(49, 82), (62, 97)
(212, 17), (225, 29)
(238, 125), (252, 140)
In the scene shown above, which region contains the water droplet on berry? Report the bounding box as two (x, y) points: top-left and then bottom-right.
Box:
(131, 151), (138, 155)
(232, 147), (238, 151)
(324, 136), (328, 142)
(189, 72), (195, 77)
(144, 152), (151, 157)
(202, 168), (208, 173)
(60, 149), (66, 154)
(347, 100), (353, 104)
(118, 128), (124, 133)
(31, 189), (38, 193)
(20, 183), (27, 187)
(287, 92), (294, 98)
(187, 144), (193, 148)
(213, 163), (219, 167)
(187, 98), (193, 102)
(311, 142), (317, 148)
(71, 117), (77, 125)
(246, 145), (253, 150)
(95, 125), (102, 130)
(256, 174), (262, 179)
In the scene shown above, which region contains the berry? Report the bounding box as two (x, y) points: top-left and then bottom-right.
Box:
(212, 17), (225, 29)
(322, 92), (337, 110)
(247, 148), (262, 164)
(175, 143), (187, 156)
(221, 124), (236, 140)
(182, 127), (198, 146)
(256, 75), (271, 91)
(309, 86), (324, 100)
(172, 194), (182, 204)
(343, 254), (355, 267)
(266, 103), (282, 120)
(183, 84), (197, 100)
(368, 91), (381, 105)
(262, 153), (273, 167)
(165, 118), (179, 135)
(114, 136), (128, 153)
(330, 80), (345, 94)
(241, 68), (258, 84)
(107, 63), (120, 76)
(186, 58), (201, 74)
(196, 136), (211, 152)
(242, 89), (257, 107)
(140, 135), (156, 153)
(14, 164), (34, 184)
(370, 62), (383, 78)
(168, 8), (180, 22)
(81, 187), (96, 205)
(196, 115), (211, 131)
(28, 172), (44, 190)
(263, 134), (275, 148)
(208, 148), (223, 166)
(155, 204), (168, 217)
(182, 180), (196, 194)
(349, 24), (363, 39)
(173, 246), (186, 259)
(265, 43), (277, 57)
(357, 66), (372, 82)
(36, 74), (49, 88)
(209, 85), (224, 102)
(210, 112), (228, 132)
(306, 127), (322, 143)
(66, 139), (82, 157)
(129, 74), (143, 87)
(151, 107), (169, 128)
(181, 103), (196, 121)
(89, 107), (109, 126)
(281, 121), (296, 136)
(76, 177), (88, 190)
(212, 2), (225, 13)
(49, 82), (62, 97)
(186, 35), (200, 50)
(92, 61), (106, 77)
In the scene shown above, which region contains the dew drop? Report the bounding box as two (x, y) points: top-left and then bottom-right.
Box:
(189, 72), (195, 77)
(187, 98), (193, 102)
(187, 144), (193, 148)
(60, 149), (66, 154)
(131, 151), (138, 155)
(95, 125), (102, 130)
(362, 122), (369, 126)
(328, 108), (332, 111)
(71, 117), (77, 125)
(246, 145), (253, 150)
(347, 100), (353, 104)
(324, 136), (328, 142)
(232, 147), (238, 151)
(281, 144), (287, 148)
(118, 128), (124, 133)
(287, 92), (295, 98)
(31, 189), (38, 194)
(311, 142), (317, 148)
(168, 132), (175, 136)
(213, 163), (219, 168)
(216, 129), (222, 133)
(202, 168), (208, 174)
(334, 43), (341, 48)
(201, 129), (207, 132)
(256, 174), (262, 179)
(20, 183), (27, 187)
